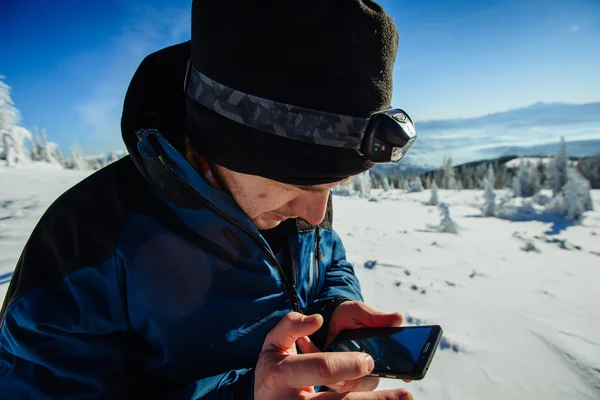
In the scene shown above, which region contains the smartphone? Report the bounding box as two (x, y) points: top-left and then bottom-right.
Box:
(325, 325), (443, 380)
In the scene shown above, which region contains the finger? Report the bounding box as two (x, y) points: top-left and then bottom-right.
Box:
(356, 303), (404, 328)
(276, 351), (375, 388)
(262, 312), (324, 353)
(310, 388), (413, 400)
(297, 335), (321, 354)
(329, 376), (380, 392)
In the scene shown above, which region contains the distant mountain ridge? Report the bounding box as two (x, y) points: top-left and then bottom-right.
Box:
(397, 101), (600, 168)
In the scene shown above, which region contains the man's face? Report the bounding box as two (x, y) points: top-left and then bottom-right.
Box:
(212, 165), (351, 230)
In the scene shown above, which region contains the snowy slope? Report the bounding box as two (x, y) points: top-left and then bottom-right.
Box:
(0, 164), (91, 300)
(334, 190), (600, 400)
(1, 164), (599, 400)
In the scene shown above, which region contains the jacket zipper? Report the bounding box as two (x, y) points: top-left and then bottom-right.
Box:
(149, 136), (301, 312)
(314, 226), (321, 299)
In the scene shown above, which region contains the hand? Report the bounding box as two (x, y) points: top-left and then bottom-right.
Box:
(325, 301), (406, 391)
(254, 312), (413, 400)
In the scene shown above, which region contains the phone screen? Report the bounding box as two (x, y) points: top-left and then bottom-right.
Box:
(326, 326), (440, 377)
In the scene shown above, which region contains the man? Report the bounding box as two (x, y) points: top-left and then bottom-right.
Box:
(0, 1), (416, 398)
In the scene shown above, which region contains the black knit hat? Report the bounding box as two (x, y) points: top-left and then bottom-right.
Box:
(186, 0), (399, 185)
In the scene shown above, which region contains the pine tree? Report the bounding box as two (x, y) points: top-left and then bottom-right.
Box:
(551, 137), (568, 196)
(69, 144), (88, 170)
(424, 176), (432, 189)
(354, 170), (372, 198)
(482, 179), (496, 216)
(0, 77), (32, 165)
(512, 175), (521, 198)
(438, 203), (459, 234)
(442, 156), (457, 189)
(426, 181), (439, 205)
(408, 176), (424, 193)
(487, 164), (495, 189)
(382, 177), (390, 191)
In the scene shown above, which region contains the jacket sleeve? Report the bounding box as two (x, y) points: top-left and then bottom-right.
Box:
(307, 229), (364, 349)
(0, 255), (141, 399)
(163, 369), (254, 400)
(0, 260), (256, 400)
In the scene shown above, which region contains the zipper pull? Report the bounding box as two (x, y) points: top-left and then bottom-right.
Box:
(290, 284), (301, 311)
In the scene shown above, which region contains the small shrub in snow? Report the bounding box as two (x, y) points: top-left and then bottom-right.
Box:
(433, 203), (459, 234)
(408, 177), (424, 193)
(482, 179), (496, 216)
(426, 181), (439, 205)
(496, 198), (537, 221)
(532, 193), (551, 206)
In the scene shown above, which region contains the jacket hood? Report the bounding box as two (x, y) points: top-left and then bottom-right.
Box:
(121, 41), (191, 185)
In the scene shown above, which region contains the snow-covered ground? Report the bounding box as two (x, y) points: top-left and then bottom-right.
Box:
(1, 164), (599, 400)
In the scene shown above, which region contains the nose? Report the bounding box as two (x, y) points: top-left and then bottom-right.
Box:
(287, 191), (330, 226)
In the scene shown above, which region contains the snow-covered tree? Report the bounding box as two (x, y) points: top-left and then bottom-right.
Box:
(397, 176), (406, 190)
(69, 144), (88, 170)
(437, 203), (459, 234)
(442, 156), (457, 189)
(551, 137), (568, 196)
(30, 127), (63, 165)
(353, 170), (372, 198)
(512, 175), (521, 198)
(0, 77), (32, 166)
(482, 179), (496, 216)
(424, 176), (432, 189)
(408, 176), (424, 193)
(487, 164), (495, 189)
(513, 159), (540, 198)
(549, 168), (594, 222)
(426, 180), (439, 206)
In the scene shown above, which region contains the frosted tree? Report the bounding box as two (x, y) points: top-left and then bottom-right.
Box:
(442, 156), (457, 189)
(69, 144), (88, 170)
(408, 176), (424, 193)
(513, 159), (540, 197)
(426, 180), (439, 205)
(487, 164), (495, 189)
(353, 170), (372, 198)
(382, 177), (390, 191)
(437, 203), (459, 234)
(397, 176), (406, 190)
(512, 175), (521, 197)
(551, 137), (568, 196)
(0, 77), (32, 166)
(482, 179), (496, 216)
(424, 176), (432, 189)
(550, 168), (594, 222)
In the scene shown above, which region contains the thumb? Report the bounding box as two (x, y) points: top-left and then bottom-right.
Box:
(262, 312), (324, 353)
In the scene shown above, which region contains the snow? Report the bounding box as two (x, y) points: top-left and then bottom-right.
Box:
(1, 165), (600, 400)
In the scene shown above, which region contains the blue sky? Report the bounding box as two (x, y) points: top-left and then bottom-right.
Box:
(1, 0), (599, 155)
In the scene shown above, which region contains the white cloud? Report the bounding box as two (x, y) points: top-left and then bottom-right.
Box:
(571, 24), (580, 32)
(75, 5), (190, 149)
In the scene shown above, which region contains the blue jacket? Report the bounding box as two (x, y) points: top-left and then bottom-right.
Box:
(0, 43), (363, 399)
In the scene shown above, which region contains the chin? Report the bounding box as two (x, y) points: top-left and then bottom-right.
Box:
(253, 219), (282, 230)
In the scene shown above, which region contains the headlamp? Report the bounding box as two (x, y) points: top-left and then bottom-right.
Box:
(184, 61), (416, 164)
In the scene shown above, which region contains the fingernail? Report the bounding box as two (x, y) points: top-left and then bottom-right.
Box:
(301, 314), (317, 323)
(364, 354), (375, 372)
(400, 393), (413, 400)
